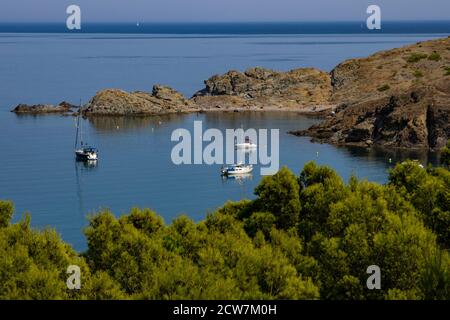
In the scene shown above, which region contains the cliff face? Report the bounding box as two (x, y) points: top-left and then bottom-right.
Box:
(84, 85), (196, 116)
(294, 37), (450, 149)
(192, 67), (333, 111)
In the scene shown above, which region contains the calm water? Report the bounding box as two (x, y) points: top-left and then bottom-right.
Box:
(0, 28), (446, 250)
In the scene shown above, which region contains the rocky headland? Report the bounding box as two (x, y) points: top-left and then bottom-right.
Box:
(11, 37), (450, 149)
(291, 36), (450, 150)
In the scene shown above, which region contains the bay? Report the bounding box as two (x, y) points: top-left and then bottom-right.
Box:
(0, 27), (445, 250)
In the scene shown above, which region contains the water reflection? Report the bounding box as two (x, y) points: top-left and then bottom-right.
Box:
(235, 149), (257, 164)
(75, 159), (98, 169)
(74, 160), (98, 217)
(343, 146), (441, 167)
(202, 111), (322, 131)
(87, 114), (191, 133)
(221, 173), (253, 184)
(86, 111), (322, 136)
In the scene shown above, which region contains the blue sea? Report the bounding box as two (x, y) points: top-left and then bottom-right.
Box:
(0, 22), (447, 250)
(1, 21), (450, 34)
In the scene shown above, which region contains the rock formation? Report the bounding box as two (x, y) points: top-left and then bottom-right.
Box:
(292, 37), (450, 149)
(192, 67), (333, 111)
(11, 101), (77, 114)
(11, 36), (450, 149)
(83, 85), (196, 116)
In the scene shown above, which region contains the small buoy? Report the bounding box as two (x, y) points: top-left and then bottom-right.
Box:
(316, 151), (319, 157)
(116, 126), (119, 129)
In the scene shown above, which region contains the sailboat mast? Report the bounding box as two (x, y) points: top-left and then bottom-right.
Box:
(80, 112), (83, 146)
(75, 99), (82, 149)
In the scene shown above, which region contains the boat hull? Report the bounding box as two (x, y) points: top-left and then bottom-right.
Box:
(221, 166), (253, 176)
(75, 150), (98, 161)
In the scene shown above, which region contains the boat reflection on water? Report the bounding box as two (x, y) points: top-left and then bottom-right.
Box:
(221, 172), (253, 185)
(75, 159), (98, 169)
(74, 159), (98, 218)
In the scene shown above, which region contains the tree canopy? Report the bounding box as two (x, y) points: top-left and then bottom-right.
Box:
(0, 159), (449, 300)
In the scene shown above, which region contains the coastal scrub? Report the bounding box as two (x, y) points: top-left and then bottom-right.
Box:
(1, 159), (449, 300)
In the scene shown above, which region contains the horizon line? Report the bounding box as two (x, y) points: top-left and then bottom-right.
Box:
(1, 19), (450, 24)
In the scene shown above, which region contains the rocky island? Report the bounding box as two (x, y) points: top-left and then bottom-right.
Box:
(83, 85), (197, 116)
(11, 101), (77, 115)
(11, 67), (335, 116)
(291, 36), (450, 150)
(11, 37), (450, 149)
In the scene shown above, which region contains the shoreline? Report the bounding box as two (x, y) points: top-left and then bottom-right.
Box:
(12, 104), (337, 117)
(9, 36), (450, 150)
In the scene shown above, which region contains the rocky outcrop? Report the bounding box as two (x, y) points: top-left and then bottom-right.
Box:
(83, 85), (196, 116)
(81, 68), (334, 115)
(11, 101), (77, 114)
(192, 67), (334, 111)
(291, 83), (450, 149)
(10, 36), (450, 149)
(294, 37), (450, 149)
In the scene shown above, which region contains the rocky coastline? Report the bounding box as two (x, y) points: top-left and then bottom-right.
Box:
(11, 101), (77, 115)
(82, 85), (198, 116)
(290, 36), (450, 150)
(11, 37), (450, 149)
(11, 67), (336, 116)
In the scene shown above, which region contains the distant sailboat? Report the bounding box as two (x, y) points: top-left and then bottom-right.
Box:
(235, 136), (257, 149)
(74, 103), (98, 161)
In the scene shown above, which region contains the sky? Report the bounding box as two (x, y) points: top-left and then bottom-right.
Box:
(0, 0), (449, 22)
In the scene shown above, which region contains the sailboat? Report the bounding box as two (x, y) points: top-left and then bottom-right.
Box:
(235, 136), (257, 149)
(74, 105), (98, 161)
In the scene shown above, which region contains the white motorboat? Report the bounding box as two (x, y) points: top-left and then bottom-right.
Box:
(235, 136), (257, 149)
(74, 106), (99, 161)
(221, 163), (253, 176)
